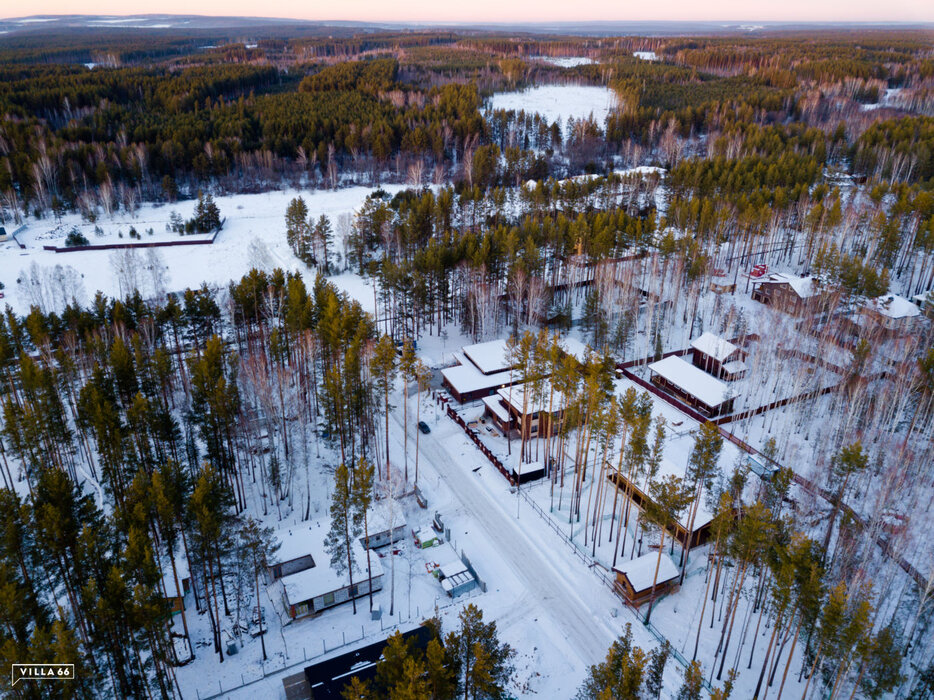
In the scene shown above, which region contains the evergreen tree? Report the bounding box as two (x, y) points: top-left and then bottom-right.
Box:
(325, 462), (362, 614)
(447, 604), (514, 700)
(577, 624), (649, 700)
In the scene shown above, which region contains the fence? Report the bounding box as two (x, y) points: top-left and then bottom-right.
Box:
(193, 588), (484, 700)
(7, 224), (27, 249)
(444, 404), (516, 486)
(515, 476), (714, 692)
(42, 219), (225, 253)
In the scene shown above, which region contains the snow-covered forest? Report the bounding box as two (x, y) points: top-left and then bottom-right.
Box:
(1, 20), (933, 700)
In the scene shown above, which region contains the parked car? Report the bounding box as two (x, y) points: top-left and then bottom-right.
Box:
(418, 421), (431, 434)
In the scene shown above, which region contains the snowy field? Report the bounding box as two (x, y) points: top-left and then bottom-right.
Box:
(487, 85), (620, 127)
(534, 56), (595, 67)
(0, 185), (408, 316)
(634, 51), (659, 61)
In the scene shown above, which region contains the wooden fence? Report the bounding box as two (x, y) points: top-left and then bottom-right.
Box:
(444, 404), (516, 486)
(42, 219), (225, 253)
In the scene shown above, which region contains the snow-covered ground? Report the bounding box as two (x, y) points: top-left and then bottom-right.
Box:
(1, 185), (408, 316)
(175, 385), (689, 700)
(860, 87), (903, 111)
(634, 51), (659, 61)
(487, 85), (619, 128)
(534, 56), (595, 68)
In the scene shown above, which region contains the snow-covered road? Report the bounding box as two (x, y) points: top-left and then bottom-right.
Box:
(390, 406), (618, 665)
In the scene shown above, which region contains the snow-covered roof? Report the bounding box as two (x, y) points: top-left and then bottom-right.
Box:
(648, 356), (735, 408)
(441, 361), (513, 397)
(273, 524), (324, 565)
(365, 499), (406, 536)
(690, 332), (740, 363)
(867, 294), (921, 319)
(462, 339), (513, 375)
(761, 273), (820, 298)
(498, 382), (567, 416)
(609, 454), (716, 532)
(912, 291), (932, 308)
(614, 551), (679, 593)
(482, 395), (512, 422)
(559, 337), (590, 364)
(161, 554), (189, 597)
(721, 360), (747, 375)
(439, 558), (468, 579)
(280, 528), (381, 606)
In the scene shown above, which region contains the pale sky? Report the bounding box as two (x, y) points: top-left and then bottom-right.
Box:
(1, 0), (932, 24)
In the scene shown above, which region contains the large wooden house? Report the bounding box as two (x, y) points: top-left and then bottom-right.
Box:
(751, 273), (828, 316)
(441, 339), (516, 403)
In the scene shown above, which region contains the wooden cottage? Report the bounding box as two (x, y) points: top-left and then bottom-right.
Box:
(690, 332), (747, 381)
(360, 500), (406, 550)
(861, 294), (922, 338)
(613, 552), (680, 606)
(608, 457), (716, 549)
(647, 355), (737, 418)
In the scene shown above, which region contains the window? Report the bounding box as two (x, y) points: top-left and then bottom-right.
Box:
(322, 592), (335, 607)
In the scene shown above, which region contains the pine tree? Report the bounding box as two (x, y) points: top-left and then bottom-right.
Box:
(238, 517), (278, 660)
(371, 335), (397, 480)
(398, 341), (416, 482)
(821, 442), (869, 559)
(644, 474), (692, 625)
(314, 214), (334, 272)
(676, 660), (704, 700)
(447, 604), (514, 700)
(189, 464), (236, 661)
(644, 640), (670, 699)
(285, 197), (311, 262)
(577, 624), (649, 700)
(325, 462), (362, 614)
(680, 421), (723, 582)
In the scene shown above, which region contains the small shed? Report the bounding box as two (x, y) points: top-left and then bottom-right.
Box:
(511, 463), (546, 484)
(161, 555), (191, 615)
(438, 559), (477, 598)
(746, 454), (779, 481)
(613, 552), (680, 606)
(414, 527), (439, 549)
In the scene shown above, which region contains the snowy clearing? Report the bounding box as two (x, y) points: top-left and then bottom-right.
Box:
(487, 85), (620, 127)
